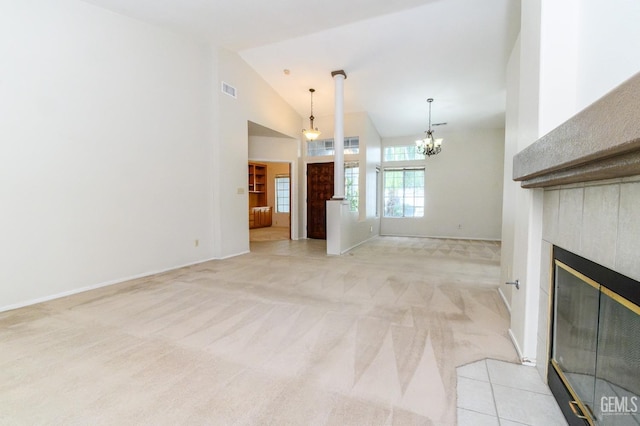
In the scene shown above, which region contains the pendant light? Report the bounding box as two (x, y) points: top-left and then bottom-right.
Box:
(302, 88), (321, 141)
(415, 98), (443, 157)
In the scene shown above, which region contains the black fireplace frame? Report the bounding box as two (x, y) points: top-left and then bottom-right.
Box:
(548, 246), (640, 425)
(553, 247), (640, 309)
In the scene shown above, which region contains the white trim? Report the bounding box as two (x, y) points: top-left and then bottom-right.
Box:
(508, 328), (524, 362)
(218, 250), (249, 260)
(339, 234), (378, 255)
(508, 328), (537, 366)
(378, 233), (502, 242)
(498, 287), (512, 313)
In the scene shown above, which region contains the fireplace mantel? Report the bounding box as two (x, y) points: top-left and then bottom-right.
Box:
(513, 72), (640, 188)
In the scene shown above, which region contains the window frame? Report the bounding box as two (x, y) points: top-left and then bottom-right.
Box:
(344, 161), (359, 212)
(307, 136), (360, 157)
(275, 174), (290, 213)
(382, 167), (425, 218)
(383, 144), (426, 162)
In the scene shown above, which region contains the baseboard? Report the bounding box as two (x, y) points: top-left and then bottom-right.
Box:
(341, 234), (379, 254)
(508, 328), (536, 366)
(508, 328), (524, 362)
(219, 250), (249, 259)
(498, 287), (511, 313)
(0, 256), (221, 314)
(378, 233), (501, 242)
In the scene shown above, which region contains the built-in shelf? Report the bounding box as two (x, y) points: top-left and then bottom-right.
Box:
(248, 162), (267, 207)
(248, 162), (271, 228)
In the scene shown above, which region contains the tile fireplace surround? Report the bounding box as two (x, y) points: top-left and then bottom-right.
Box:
(513, 72), (640, 388)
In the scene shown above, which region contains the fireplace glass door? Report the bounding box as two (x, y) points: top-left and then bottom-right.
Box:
(551, 254), (640, 426)
(552, 261), (600, 423)
(593, 288), (640, 423)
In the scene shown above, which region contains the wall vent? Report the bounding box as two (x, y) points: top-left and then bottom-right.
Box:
(221, 81), (237, 98)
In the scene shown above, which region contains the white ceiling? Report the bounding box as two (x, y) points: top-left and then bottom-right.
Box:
(83, 0), (520, 138)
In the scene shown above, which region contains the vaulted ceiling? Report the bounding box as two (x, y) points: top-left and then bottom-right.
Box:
(83, 0), (520, 138)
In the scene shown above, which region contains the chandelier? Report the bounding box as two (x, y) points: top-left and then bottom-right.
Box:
(302, 88), (321, 141)
(416, 98), (443, 157)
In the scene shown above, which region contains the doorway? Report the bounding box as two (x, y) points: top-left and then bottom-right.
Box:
(307, 162), (334, 239)
(249, 161), (291, 242)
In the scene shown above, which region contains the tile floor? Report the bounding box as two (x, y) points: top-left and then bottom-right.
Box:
(457, 359), (568, 425)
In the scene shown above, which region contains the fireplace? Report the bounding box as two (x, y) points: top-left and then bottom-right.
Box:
(508, 72), (640, 425)
(548, 246), (640, 425)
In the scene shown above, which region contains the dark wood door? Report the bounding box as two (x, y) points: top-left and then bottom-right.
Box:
(307, 162), (334, 239)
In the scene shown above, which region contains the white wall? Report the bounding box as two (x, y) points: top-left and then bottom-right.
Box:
(538, 0), (640, 135)
(342, 113), (381, 250)
(214, 48), (302, 257)
(380, 128), (505, 240)
(504, 0), (543, 364)
(538, 0), (579, 136)
(364, 114), (383, 227)
(499, 35), (521, 312)
(577, 0), (640, 112)
(0, 0), (214, 310)
(0, 0), (304, 310)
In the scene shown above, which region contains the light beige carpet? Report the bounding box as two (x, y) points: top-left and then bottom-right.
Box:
(249, 226), (290, 242)
(0, 236), (517, 425)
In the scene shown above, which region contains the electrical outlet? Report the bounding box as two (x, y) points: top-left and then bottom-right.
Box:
(195, 239), (199, 247)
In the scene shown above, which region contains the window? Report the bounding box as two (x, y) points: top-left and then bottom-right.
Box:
(275, 175), (290, 213)
(345, 162), (359, 212)
(383, 168), (424, 217)
(307, 137), (359, 156)
(383, 145), (425, 161)
(307, 139), (334, 156)
(344, 137), (360, 154)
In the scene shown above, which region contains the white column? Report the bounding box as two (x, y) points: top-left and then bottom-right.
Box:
(331, 70), (347, 199)
(508, 0), (543, 365)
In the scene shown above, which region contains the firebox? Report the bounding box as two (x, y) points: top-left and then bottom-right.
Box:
(548, 246), (640, 425)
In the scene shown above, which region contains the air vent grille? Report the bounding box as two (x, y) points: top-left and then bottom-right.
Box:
(221, 81), (237, 98)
